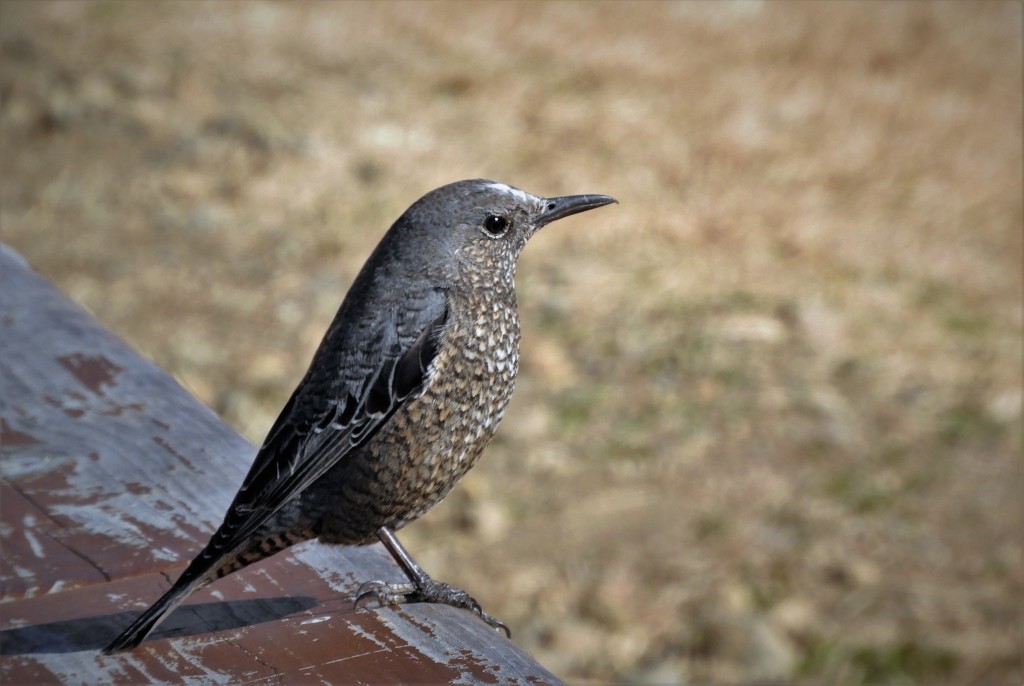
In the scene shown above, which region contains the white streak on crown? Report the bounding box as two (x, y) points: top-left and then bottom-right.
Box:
(485, 182), (535, 205)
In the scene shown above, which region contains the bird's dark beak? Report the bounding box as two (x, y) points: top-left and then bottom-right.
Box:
(537, 194), (617, 227)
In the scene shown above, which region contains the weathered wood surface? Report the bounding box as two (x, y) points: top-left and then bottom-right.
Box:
(0, 244), (561, 685)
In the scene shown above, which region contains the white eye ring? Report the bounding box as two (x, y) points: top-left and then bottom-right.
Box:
(482, 214), (510, 237)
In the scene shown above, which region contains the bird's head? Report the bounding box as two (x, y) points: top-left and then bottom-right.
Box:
(391, 179), (617, 289)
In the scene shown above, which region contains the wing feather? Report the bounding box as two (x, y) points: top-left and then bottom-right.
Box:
(206, 290), (448, 552)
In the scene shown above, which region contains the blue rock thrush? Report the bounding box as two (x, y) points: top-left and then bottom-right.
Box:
(103, 179), (616, 653)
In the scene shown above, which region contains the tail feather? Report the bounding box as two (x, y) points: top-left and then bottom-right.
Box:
(103, 528), (313, 654)
(103, 576), (205, 654)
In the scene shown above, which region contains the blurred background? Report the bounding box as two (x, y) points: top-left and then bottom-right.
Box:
(1, 1), (1020, 683)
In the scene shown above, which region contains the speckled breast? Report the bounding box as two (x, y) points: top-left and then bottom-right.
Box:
(321, 288), (522, 544)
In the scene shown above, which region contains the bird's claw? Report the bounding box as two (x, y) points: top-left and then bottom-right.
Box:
(353, 577), (511, 638)
(479, 610), (512, 638)
(353, 579), (416, 609)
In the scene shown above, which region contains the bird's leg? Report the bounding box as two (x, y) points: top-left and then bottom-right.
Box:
(354, 527), (511, 637)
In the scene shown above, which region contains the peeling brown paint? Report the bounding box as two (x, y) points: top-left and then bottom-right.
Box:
(57, 353), (124, 396)
(151, 435), (196, 470)
(42, 395), (85, 418)
(452, 647), (504, 684)
(0, 417), (42, 446)
(125, 483), (152, 496)
(98, 402), (145, 417)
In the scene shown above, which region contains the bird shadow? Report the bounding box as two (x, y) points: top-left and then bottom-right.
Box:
(0, 595), (317, 655)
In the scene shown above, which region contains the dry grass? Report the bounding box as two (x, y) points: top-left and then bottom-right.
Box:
(2, 1), (1021, 683)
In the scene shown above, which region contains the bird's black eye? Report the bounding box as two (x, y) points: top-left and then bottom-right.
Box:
(482, 214), (509, 236)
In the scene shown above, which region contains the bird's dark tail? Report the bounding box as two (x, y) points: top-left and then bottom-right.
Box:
(103, 527), (313, 654)
(103, 575), (207, 654)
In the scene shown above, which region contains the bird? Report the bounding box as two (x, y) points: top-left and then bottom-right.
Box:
(103, 179), (616, 653)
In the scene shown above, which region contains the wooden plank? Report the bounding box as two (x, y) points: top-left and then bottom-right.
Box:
(0, 245), (562, 685)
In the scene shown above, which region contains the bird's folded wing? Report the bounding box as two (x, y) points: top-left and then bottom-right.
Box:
(205, 290), (449, 552)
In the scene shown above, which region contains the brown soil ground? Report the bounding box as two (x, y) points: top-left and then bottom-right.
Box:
(2, 2), (1021, 684)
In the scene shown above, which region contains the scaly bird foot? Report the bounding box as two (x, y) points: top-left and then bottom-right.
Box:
(354, 527), (511, 637)
(354, 575), (511, 637)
